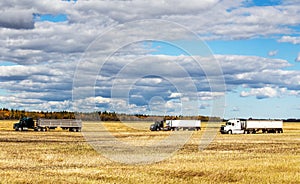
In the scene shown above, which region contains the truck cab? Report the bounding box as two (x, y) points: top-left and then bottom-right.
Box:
(13, 117), (35, 131)
(220, 119), (245, 134)
(150, 121), (164, 131)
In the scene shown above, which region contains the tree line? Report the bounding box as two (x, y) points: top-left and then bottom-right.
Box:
(0, 108), (75, 120)
(0, 108), (219, 121)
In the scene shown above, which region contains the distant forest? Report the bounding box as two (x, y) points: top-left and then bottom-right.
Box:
(1, 108), (299, 122)
(0, 108), (219, 121)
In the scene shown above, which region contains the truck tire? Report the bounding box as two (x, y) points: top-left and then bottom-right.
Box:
(69, 128), (76, 132)
(228, 130), (232, 134)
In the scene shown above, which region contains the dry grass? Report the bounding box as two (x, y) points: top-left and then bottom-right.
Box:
(0, 120), (299, 183)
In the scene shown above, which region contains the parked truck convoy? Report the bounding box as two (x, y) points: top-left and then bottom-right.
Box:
(13, 117), (82, 132)
(220, 119), (283, 134)
(150, 120), (201, 131)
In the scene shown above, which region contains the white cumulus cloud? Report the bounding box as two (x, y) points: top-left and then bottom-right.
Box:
(278, 36), (300, 44)
(268, 50), (278, 56)
(295, 53), (300, 62)
(240, 86), (286, 99)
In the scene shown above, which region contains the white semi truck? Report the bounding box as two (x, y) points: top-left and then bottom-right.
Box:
(150, 120), (201, 131)
(220, 119), (283, 134)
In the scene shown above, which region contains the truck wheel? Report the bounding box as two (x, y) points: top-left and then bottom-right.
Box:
(228, 130), (232, 134)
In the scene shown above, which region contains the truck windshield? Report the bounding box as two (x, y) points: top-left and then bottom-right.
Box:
(226, 122), (231, 125)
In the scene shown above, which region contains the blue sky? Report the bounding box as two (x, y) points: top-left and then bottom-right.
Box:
(0, 0), (300, 119)
(34, 13), (68, 22)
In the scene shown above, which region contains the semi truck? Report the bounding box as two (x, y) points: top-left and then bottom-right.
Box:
(220, 119), (283, 134)
(13, 117), (82, 132)
(150, 120), (201, 131)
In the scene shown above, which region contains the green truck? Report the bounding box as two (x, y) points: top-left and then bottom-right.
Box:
(13, 117), (82, 132)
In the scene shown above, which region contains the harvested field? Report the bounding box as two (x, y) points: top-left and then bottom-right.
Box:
(0, 120), (299, 183)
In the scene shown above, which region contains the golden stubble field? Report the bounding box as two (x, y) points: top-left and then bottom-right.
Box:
(0, 120), (299, 184)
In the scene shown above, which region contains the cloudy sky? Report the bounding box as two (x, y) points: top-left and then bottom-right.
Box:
(1, 0), (300, 119)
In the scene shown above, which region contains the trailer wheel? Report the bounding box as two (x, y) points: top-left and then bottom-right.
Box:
(69, 128), (76, 132)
